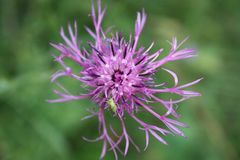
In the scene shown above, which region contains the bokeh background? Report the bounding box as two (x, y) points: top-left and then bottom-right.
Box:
(1, 0), (240, 159)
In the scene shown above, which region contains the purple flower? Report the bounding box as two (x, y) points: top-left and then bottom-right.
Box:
(48, 0), (202, 159)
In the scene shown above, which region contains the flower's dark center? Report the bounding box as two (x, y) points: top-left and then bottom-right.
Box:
(112, 70), (124, 83)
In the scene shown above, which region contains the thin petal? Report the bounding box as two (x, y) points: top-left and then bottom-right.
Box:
(144, 130), (149, 151)
(149, 129), (167, 145)
(162, 68), (178, 86)
(177, 78), (203, 89)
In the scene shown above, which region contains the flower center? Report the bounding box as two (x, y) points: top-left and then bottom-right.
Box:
(112, 70), (124, 83)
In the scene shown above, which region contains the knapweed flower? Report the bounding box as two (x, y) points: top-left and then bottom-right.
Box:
(49, 0), (202, 159)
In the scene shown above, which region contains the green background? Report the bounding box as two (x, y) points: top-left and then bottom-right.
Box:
(0, 0), (240, 159)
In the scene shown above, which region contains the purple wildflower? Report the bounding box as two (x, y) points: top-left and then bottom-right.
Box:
(49, 0), (202, 159)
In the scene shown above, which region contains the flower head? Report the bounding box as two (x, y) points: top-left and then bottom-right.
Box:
(49, 0), (202, 159)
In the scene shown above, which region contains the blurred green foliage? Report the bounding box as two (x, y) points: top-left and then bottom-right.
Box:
(0, 0), (240, 159)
